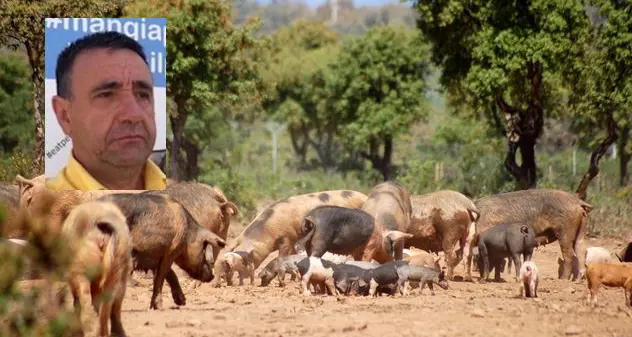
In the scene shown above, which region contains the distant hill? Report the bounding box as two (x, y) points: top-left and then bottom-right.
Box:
(256, 0), (401, 8)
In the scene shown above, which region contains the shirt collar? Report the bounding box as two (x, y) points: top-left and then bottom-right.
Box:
(65, 153), (166, 190)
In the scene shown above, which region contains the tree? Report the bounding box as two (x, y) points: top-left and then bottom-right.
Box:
(567, 0), (632, 198)
(125, 0), (268, 181)
(409, 0), (589, 189)
(0, 51), (33, 154)
(262, 20), (341, 170)
(326, 26), (431, 180)
(0, 0), (125, 175)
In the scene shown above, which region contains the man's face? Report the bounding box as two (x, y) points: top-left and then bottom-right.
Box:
(53, 48), (156, 169)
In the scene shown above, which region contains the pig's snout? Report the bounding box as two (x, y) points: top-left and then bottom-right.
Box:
(439, 280), (449, 290)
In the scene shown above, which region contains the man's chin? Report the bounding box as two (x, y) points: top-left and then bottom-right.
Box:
(102, 149), (151, 168)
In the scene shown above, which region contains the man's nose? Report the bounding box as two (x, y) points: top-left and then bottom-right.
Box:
(117, 91), (146, 122)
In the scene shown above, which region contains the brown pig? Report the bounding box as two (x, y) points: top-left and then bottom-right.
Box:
(403, 249), (442, 270)
(96, 193), (226, 310)
(585, 262), (632, 307)
(407, 190), (479, 280)
(145, 182), (239, 241)
(14, 174), (144, 234)
(466, 189), (592, 282)
(13, 176), (191, 306)
(361, 181), (413, 261)
(222, 189), (367, 274)
(62, 200), (133, 337)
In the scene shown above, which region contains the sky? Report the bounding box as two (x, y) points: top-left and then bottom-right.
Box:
(256, 0), (401, 8)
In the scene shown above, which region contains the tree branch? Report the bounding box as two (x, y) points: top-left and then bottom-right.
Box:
(576, 112), (618, 200)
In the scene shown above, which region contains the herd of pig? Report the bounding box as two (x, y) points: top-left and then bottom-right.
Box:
(1, 175), (632, 337)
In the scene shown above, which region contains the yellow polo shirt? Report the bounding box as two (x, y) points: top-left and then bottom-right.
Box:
(45, 153), (167, 191)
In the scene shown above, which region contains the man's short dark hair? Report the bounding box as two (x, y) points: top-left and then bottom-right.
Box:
(55, 31), (148, 99)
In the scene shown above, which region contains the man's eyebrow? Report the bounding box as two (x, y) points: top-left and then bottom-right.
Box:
(90, 81), (122, 94)
(133, 80), (153, 91)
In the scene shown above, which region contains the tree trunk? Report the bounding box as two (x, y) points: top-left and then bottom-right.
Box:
(381, 134), (393, 181)
(619, 126), (630, 186)
(169, 107), (187, 181)
(26, 41), (44, 175)
(288, 125), (308, 168)
(360, 135), (393, 181)
(576, 113), (618, 200)
(496, 61), (543, 190)
(182, 137), (199, 180)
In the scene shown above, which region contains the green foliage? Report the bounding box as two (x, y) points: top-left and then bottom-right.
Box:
(410, 0), (589, 112)
(0, 51), (33, 154)
(565, 0), (632, 148)
(0, 148), (35, 182)
(398, 115), (514, 197)
(126, 0), (270, 180)
(328, 25), (431, 149)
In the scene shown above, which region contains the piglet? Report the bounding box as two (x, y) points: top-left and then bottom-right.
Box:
(585, 262), (632, 307)
(519, 261), (539, 298)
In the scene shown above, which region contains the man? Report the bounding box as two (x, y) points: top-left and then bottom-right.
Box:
(46, 31), (166, 190)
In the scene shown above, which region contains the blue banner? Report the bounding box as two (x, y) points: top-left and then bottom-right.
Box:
(44, 18), (166, 87)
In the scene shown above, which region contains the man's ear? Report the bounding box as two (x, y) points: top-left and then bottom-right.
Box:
(52, 95), (72, 136)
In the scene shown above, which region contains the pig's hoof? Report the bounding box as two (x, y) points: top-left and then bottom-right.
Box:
(173, 293), (186, 306)
(149, 302), (162, 310)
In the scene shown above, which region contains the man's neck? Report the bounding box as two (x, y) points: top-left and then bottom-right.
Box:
(73, 151), (145, 190)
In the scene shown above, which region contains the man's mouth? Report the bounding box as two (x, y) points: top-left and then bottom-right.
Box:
(114, 134), (145, 141)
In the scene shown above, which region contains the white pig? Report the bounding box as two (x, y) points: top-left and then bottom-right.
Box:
(558, 246), (619, 281)
(519, 261), (539, 298)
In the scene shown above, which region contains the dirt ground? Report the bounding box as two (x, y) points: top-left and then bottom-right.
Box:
(17, 237), (632, 337)
(100, 237), (630, 337)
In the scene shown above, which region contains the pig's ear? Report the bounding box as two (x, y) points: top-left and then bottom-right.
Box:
(205, 232), (226, 249)
(385, 230), (414, 243)
(221, 202), (239, 216)
(434, 256), (441, 263)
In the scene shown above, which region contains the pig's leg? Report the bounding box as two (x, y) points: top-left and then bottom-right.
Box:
(110, 291), (126, 337)
(557, 228), (576, 281)
(461, 221), (476, 277)
(165, 269), (186, 306)
(532, 279), (538, 298)
(587, 277), (600, 307)
(493, 259), (502, 282)
(249, 265), (255, 285)
(226, 268), (234, 286)
(97, 294), (113, 337)
(324, 277), (338, 297)
(466, 253), (475, 281)
(442, 239), (459, 281)
(150, 257), (175, 310)
(427, 281), (435, 296)
(397, 279), (406, 296)
(511, 253), (521, 282)
(70, 275), (96, 332)
(479, 244), (490, 283)
(573, 217), (588, 281)
(507, 258), (513, 274)
(369, 279), (379, 297)
(301, 273), (312, 296)
(238, 270), (245, 286)
(277, 272), (285, 287)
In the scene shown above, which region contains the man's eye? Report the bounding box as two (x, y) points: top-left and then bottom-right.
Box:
(97, 91), (113, 99)
(137, 91), (152, 100)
